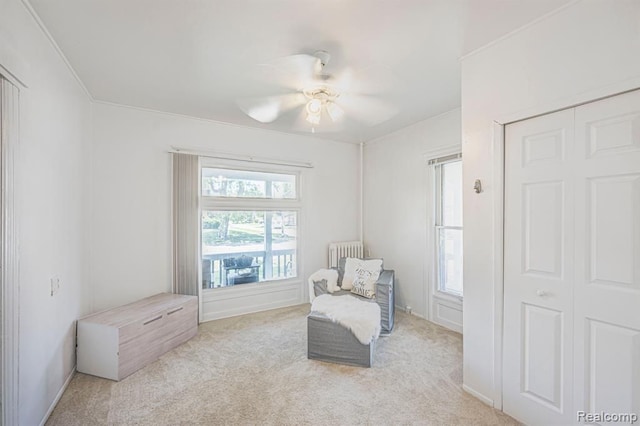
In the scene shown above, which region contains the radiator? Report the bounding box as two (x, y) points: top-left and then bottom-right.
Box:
(328, 241), (364, 268)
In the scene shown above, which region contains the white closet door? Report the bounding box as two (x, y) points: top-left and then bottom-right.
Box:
(504, 89), (640, 425)
(572, 90), (640, 421)
(504, 109), (576, 425)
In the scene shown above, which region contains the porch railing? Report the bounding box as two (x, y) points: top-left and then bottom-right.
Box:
(202, 249), (296, 288)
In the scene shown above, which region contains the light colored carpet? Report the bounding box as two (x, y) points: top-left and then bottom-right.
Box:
(47, 304), (518, 425)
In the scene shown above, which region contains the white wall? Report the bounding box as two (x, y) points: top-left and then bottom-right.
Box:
(363, 109), (461, 318)
(89, 102), (360, 312)
(461, 0), (640, 405)
(0, 0), (92, 424)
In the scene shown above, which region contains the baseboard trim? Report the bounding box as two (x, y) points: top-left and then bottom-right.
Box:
(462, 384), (494, 407)
(395, 304), (427, 320)
(39, 366), (76, 426)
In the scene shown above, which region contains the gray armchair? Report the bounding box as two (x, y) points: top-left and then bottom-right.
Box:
(311, 257), (395, 334)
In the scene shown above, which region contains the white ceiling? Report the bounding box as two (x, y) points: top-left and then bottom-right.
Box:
(29, 0), (572, 143)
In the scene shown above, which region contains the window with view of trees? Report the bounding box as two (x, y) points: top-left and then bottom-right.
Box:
(200, 167), (299, 289)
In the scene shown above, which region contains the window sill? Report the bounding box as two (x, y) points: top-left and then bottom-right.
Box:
(202, 277), (301, 294)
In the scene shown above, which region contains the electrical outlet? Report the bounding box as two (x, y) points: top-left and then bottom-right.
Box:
(50, 277), (60, 296)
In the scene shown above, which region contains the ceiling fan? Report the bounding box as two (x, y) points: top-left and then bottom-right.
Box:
(237, 50), (398, 132)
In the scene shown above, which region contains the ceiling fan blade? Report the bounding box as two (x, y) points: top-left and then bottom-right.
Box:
(337, 94), (398, 126)
(276, 92), (307, 112)
(237, 93), (305, 123)
(329, 67), (355, 93)
(330, 65), (400, 95)
(270, 54), (323, 77)
(253, 54), (322, 91)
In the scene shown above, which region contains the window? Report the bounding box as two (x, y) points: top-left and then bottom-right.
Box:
(433, 156), (463, 297)
(200, 166), (299, 289)
(202, 168), (296, 199)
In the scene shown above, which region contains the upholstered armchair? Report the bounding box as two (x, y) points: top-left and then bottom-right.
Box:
(308, 257), (395, 334)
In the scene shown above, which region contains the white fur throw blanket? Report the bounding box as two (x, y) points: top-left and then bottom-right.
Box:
(307, 268), (340, 302)
(311, 294), (381, 345)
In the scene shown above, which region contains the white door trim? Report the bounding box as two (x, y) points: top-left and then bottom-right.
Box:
(491, 121), (505, 410)
(1, 76), (20, 426)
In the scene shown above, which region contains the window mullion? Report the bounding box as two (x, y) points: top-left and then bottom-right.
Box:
(200, 198), (300, 211)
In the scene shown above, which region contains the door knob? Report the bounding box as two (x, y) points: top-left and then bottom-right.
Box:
(536, 289), (548, 297)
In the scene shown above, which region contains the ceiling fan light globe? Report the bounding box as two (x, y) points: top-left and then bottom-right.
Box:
(306, 99), (322, 115)
(306, 112), (321, 125)
(326, 102), (344, 122)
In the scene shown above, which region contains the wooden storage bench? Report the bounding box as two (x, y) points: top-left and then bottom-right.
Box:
(77, 293), (198, 381)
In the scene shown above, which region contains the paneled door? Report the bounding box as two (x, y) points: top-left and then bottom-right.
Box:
(572, 91), (640, 423)
(504, 109), (576, 425)
(504, 89), (640, 425)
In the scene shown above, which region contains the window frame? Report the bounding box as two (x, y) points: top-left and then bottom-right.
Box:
(431, 154), (463, 301)
(199, 158), (302, 290)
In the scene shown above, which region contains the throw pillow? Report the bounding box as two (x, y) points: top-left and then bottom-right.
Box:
(341, 258), (359, 290)
(350, 264), (381, 299)
(342, 258), (382, 290)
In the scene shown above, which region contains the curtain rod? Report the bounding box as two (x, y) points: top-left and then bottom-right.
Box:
(169, 147), (314, 169)
(427, 152), (462, 165)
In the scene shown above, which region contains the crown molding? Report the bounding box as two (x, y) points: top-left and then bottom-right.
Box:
(459, 0), (582, 62)
(20, 0), (93, 100)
